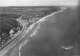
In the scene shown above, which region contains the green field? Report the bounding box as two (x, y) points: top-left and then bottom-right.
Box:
(0, 6), (61, 20)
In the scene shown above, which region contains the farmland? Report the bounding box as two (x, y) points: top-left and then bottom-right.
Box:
(0, 6), (60, 20)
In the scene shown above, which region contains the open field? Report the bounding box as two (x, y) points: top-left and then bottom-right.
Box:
(0, 6), (61, 20)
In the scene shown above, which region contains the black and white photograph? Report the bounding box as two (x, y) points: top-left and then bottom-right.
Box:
(0, 0), (79, 56)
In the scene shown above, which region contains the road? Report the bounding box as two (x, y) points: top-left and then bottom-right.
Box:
(0, 7), (79, 56)
(0, 18), (26, 54)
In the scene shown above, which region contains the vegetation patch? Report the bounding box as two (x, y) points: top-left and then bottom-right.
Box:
(0, 14), (22, 47)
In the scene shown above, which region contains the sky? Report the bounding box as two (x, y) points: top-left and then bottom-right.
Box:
(0, 0), (78, 6)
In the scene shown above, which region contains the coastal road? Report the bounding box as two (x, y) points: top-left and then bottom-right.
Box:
(0, 17), (29, 55)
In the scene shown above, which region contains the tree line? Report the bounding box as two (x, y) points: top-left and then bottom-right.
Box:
(0, 14), (22, 46)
